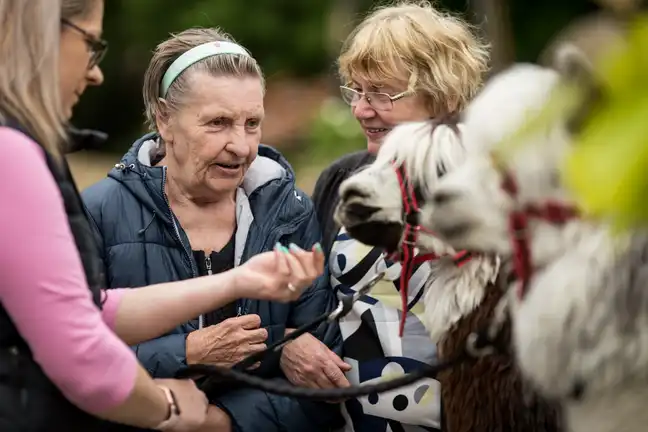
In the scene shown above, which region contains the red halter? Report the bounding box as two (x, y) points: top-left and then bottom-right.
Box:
(500, 169), (579, 299)
(390, 160), (471, 336)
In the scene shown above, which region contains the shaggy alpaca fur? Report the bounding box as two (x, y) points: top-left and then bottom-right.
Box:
(437, 275), (563, 432)
(334, 119), (563, 432)
(426, 257), (563, 432)
(426, 49), (648, 432)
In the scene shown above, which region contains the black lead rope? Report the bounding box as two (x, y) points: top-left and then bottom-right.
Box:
(177, 274), (510, 400)
(178, 353), (467, 401)
(233, 293), (356, 371)
(190, 272), (385, 391)
(176, 328), (505, 400)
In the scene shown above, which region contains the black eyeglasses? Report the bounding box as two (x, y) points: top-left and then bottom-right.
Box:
(61, 19), (108, 69)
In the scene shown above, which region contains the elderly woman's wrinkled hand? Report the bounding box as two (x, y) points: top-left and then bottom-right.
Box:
(186, 315), (267, 367)
(280, 332), (351, 395)
(234, 242), (325, 302)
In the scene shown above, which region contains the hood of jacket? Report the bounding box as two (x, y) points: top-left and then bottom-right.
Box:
(106, 132), (297, 226)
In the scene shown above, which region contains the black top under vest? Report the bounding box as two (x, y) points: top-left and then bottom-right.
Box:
(192, 233), (237, 326)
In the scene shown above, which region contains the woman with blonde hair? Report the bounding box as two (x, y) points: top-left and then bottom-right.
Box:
(0, 0), (323, 430)
(312, 1), (490, 430)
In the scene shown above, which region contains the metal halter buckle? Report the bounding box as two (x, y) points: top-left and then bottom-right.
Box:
(328, 271), (386, 321)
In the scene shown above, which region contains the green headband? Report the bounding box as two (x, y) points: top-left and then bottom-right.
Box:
(160, 41), (251, 97)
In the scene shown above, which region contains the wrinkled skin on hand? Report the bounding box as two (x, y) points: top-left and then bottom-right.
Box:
(186, 314), (267, 367)
(280, 332), (352, 395)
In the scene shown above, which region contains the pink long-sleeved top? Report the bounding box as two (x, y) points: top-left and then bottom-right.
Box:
(0, 127), (137, 414)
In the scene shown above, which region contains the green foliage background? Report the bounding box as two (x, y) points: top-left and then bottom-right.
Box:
(72, 0), (600, 173)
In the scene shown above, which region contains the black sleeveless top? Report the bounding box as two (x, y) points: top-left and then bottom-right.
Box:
(0, 121), (107, 430)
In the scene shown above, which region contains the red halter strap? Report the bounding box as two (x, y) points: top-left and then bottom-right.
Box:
(500, 171), (579, 299)
(391, 161), (471, 336)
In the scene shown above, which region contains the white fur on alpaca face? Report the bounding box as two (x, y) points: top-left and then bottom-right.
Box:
(335, 121), (464, 255)
(421, 153), (512, 255)
(425, 64), (575, 264)
(337, 161), (403, 228)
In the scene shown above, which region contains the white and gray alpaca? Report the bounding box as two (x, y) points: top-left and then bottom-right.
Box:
(425, 48), (648, 432)
(334, 119), (499, 344)
(334, 113), (563, 431)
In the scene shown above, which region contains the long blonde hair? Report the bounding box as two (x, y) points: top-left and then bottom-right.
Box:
(0, 0), (66, 157)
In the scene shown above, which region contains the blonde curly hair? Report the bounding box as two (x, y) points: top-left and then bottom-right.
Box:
(338, 0), (490, 113)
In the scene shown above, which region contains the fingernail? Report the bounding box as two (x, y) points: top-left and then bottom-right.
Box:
(281, 246), (290, 254)
(289, 243), (302, 252)
(313, 242), (322, 253)
(274, 242), (283, 251)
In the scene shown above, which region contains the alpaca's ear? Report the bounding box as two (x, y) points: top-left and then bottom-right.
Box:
(552, 43), (602, 133)
(552, 43), (595, 84)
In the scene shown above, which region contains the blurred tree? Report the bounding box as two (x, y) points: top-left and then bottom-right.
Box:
(70, 0), (604, 158)
(469, 0), (515, 73)
(72, 0), (334, 152)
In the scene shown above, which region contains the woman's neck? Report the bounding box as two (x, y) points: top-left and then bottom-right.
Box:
(165, 167), (236, 205)
(165, 172), (236, 221)
(166, 180), (237, 252)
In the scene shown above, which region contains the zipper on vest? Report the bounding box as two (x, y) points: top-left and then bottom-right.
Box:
(198, 255), (213, 329)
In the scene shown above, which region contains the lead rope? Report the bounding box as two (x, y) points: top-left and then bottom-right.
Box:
(194, 271), (385, 391)
(178, 271), (508, 400)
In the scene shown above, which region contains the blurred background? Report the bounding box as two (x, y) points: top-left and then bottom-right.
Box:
(68, 0), (615, 194)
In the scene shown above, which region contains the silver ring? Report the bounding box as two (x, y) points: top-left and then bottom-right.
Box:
(287, 283), (296, 292)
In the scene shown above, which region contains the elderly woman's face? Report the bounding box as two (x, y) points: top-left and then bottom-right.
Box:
(160, 73), (264, 198)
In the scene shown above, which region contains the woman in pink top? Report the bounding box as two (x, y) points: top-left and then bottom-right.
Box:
(0, 0), (324, 431)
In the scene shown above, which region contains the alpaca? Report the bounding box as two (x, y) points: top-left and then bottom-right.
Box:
(424, 49), (648, 432)
(334, 119), (563, 431)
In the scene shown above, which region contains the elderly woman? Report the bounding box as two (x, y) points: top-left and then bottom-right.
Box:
(312, 2), (490, 431)
(82, 28), (345, 432)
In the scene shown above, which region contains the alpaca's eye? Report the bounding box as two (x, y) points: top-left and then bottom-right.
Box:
(436, 161), (447, 178)
(549, 170), (561, 188)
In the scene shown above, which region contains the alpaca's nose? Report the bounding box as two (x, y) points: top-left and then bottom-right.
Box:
(569, 379), (586, 400)
(432, 189), (457, 205)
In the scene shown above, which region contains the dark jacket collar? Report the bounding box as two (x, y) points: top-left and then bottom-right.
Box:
(106, 132), (296, 225)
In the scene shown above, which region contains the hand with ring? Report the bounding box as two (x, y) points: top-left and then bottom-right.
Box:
(232, 242), (325, 303)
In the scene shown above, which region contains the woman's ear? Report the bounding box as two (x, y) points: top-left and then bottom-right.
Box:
(155, 98), (173, 143)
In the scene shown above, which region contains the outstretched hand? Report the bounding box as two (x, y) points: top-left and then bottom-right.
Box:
(233, 242), (325, 302)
